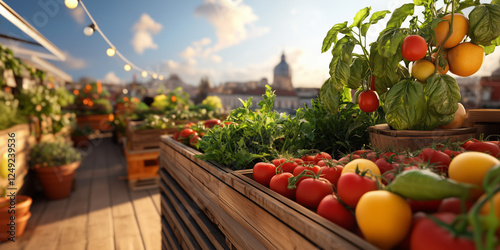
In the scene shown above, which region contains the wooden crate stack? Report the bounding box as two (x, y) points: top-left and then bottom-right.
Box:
(126, 121), (178, 150)
(159, 135), (378, 249)
(123, 138), (160, 190)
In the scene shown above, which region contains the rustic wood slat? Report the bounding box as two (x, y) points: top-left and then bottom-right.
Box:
(160, 170), (229, 250)
(161, 217), (181, 250)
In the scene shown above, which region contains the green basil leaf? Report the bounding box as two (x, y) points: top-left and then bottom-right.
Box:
(493, 0), (500, 5)
(386, 3), (415, 29)
(413, 0), (428, 6)
(370, 10), (391, 24)
(370, 42), (404, 94)
(347, 57), (369, 89)
(321, 21), (348, 53)
(417, 112), (454, 130)
(329, 36), (355, 87)
(320, 78), (342, 114)
(360, 23), (370, 37)
(377, 28), (406, 57)
(424, 74), (461, 116)
(468, 4), (500, 46)
(384, 79), (426, 130)
(456, 0), (481, 12)
(350, 7), (371, 28)
(484, 44), (496, 55)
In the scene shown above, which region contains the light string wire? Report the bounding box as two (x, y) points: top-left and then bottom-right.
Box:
(76, 0), (161, 78)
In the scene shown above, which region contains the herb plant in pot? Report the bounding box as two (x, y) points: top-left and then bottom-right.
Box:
(29, 141), (82, 200)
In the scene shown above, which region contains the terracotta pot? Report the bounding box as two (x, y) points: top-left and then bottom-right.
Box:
(0, 211), (31, 241)
(0, 195), (32, 218)
(34, 162), (80, 200)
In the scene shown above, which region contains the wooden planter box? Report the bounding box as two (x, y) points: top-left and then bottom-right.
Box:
(126, 121), (178, 150)
(76, 114), (113, 131)
(368, 124), (477, 151)
(159, 136), (377, 250)
(123, 139), (160, 190)
(463, 109), (500, 139)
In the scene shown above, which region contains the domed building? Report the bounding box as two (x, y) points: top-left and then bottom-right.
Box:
(273, 52), (294, 91)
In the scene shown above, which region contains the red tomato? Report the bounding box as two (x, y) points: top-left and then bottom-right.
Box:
(204, 119), (221, 128)
(301, 155), (316, 165)
(337, 172), (378, 208)
(272, 158), (303, 173)
(370, 75), (376, 91)
(418, 148), (451, 174)
(338, 154), (361, 164)
(317, 159), (338, 167)
(407, 199), (442, 213)
(189, 135), (201, 147)
(358, 90), (379, 113)
(295, 178), (333, 210)
(269, 172), (296, 200)
(437, 197), (473, 214)
(374, 157), (395, 174)
(183, 122), (195, 128)
(319, 165), (343, 187)
(173, 132), (180, 141)
(293, 165), (321, 185)
(252, 162), (276, 187)
(179, 128), (195, 139)
(313, 152), (332, 164)
(317, 195), (356, 231)
(410, 213), (476, 250)
(443, 149), (461, 159)
(401, 35), (427, 61)
(465, 141), (500, 157)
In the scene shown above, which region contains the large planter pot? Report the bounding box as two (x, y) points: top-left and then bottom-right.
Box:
(0, 195), (32, 217)
(0, 211), (31, 241)
(34, 162), (80, 200)
(368, 124), (477, 151)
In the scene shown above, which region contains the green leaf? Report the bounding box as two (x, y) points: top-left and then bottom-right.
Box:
(484, 44), (496, 55)
(329, 36), (355, 87)
(377, 28), (406, 57)
(386, 3), (415, 29)
(494, 0), (500, 5)
(424, 74), (461, 116)
(320, 78), (342, 114)
(321, 22), (348, 53)
(370, 42), (404, 94)
(456, 0), (482, 12)
(350, 7), (371, 28)
(413, 0), (428, 6)
(468, 4), (500, 46)
(384, 79), (427, 130)
(347, 57), (369, 89)
(370, 10), (391, 24)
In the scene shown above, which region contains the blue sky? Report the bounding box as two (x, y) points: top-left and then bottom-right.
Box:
(1, 0), (499, 88)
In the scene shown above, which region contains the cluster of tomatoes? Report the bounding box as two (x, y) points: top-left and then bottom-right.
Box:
(252, 139), (500, 249)
(404, 13), (483, 81)
(172, 119), (222, 147)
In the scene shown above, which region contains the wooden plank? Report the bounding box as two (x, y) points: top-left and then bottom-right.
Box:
(161, 218), (182, 250)
(129, 190), (162, 250)
(160, 170), (229, 250)
(23, 199), (69, 250)
(161, 156), (266, 250)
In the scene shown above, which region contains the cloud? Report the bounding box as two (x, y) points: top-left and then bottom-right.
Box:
(102, 72), (121, 84)
(63, 51), (86, 69)
(70, 7), (86, 25)
(131, 14), (162, 54)
(195, 0), (269, 51)
(180, 38), (222, 63)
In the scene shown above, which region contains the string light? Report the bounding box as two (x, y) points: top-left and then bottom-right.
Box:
(65, 0), (79, 9)
(106, 47), (116, 57)
(65, 0), (164, 78)
(83, 23), (96, 36)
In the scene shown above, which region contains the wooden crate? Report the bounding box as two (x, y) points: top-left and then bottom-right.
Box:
(368, 124), (477, 151)
(126, 121), (178, 150)
(123, 139), (160, 189)
(0, 124), (32, 153)
(463, 109), (500, 140)
(159, 136), (377, 250)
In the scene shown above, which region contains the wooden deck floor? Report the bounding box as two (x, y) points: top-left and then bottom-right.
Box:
(0, 138), (162, 250)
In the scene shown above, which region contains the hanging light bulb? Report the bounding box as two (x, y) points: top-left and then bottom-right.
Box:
(64, 0), (79, 9)
(106, 47), (116, 57)
(152, 73), (158, 79)
(158, 75), (164, 80)
(141, 71), (148, 78)
(83, 23), (96, 36)
(124, 64), (132, 71)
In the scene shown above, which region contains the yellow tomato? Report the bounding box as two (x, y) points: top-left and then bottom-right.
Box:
(434, 13), (469, 49)
(440, 103), (466, 129)
(411, 60), (435, 82)
(356, 190), (412, 249)
(448, 151), (500, 198)
(342, 158), (381, 181)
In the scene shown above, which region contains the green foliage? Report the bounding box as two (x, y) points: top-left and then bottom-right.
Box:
(151, 87), (192, 111)
(29, 141), (82, 168)
(384, 79), (427, 130)
(137, 114), (175, 130)
(17, 85), (61, 118)
(0, 90), (25, 130)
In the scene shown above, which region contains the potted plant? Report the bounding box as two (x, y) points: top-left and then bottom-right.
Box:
(0, 187), (32, 241)
(29, 141), (82, 200)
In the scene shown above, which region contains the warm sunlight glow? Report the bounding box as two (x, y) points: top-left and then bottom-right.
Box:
(106, 47), (116, 57)
(64, 0), (79, 9)
(124, 64), (132, 71)
(141, 71), (148, 78)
